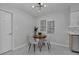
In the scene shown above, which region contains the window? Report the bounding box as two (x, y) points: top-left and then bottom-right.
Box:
(47, 20), (55, 33)
(40, 19), (55, 34)
(40, 20), (46, 32)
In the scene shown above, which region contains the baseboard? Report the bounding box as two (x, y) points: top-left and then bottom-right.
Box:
(13, 43), (27, 51)
(51, 42), (68, 48)
(13, 42), (68, 51)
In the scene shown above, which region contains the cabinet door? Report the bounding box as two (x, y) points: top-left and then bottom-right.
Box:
(71, 12), (79, 27)
(72, 35), (79, 51)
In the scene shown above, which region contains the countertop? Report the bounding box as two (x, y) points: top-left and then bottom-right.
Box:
(68, 32), (79, 35)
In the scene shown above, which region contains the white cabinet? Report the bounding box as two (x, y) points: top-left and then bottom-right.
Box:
(69, 4), (79, 52)
(70, 12), (79, 27)
(70, 4), (79, 27)
(71, 35), (79, 52)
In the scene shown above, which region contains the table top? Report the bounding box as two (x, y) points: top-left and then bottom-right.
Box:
(33, 35), (47, 39)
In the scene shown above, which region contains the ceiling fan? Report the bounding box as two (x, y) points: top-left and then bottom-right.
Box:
(32, 3), (46, 12)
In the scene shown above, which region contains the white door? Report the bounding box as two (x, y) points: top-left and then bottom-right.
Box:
(0, 10), (12, 54)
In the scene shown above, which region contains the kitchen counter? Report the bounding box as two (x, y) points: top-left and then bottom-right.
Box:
(68, 32), (79, 35)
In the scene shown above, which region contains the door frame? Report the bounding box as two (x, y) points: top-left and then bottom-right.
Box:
(0, 9), (14, 50)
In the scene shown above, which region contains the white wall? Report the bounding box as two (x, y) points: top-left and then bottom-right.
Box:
(0, 5), (36, 50)
(37, 8), (70, 47)
(13, 9), (36, 49)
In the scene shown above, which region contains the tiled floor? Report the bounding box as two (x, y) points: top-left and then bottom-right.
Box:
(2, 44), (79, 55)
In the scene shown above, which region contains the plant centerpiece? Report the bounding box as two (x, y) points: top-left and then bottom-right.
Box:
(34, 26), (38, 35)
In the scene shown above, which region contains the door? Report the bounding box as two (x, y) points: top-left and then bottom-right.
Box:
(0, 10), (12, 54)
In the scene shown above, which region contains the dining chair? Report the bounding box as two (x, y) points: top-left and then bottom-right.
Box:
(26, 35), (39, 52)
(42, 35), (51, 51)
(42, 40), (51, 50)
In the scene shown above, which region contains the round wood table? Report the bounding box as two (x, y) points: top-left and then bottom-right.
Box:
(33, 35), (47, 41)
(33, 35), (47, 52)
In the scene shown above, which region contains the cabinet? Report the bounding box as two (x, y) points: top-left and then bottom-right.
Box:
(69, 33), (79, 52)
(69, 4), (79, 52)
(70, 12), (79, 27)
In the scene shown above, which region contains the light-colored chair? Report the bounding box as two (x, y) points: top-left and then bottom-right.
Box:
(42, 40), (51, 50)
(41, 35), (51, 51)
(26, 35), (39, 52)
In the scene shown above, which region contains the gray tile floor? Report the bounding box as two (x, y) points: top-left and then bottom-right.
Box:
(2, 44), (79, 55)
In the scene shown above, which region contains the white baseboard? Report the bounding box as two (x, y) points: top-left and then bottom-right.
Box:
(13, 43), (27, 51)
(51, 42), (68, 48)
(13, 42), (68, 51)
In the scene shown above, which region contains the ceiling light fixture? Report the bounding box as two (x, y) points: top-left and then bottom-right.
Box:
(32, 3), (46, 12)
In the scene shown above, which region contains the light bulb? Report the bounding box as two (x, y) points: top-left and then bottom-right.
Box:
(44, 5), (46, 7)
(41, 3), (43, 5)
(32, 5), (35, 8)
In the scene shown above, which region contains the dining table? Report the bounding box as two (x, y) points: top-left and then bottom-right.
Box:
(33, 34), (47, 52)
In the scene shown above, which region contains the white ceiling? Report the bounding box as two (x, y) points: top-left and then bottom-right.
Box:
(0, 3), (72, 17)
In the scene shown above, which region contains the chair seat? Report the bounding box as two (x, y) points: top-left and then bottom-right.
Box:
(30, 41), (38, 44)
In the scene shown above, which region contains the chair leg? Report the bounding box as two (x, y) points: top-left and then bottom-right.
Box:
(33, 44), (36, 53)
(49, 43), (51, 49)
(47, 43), (51, 50)
(38, 43), (42, 52)
(47, 43), (49, 50)
(28, 43), (31, 52)
(39, 45), (42, 52)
